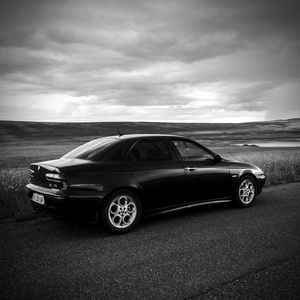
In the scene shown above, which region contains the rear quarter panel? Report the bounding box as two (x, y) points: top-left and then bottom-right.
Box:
(64, 161), (141, 197)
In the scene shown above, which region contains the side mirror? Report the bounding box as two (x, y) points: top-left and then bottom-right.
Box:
(214, 154), (222, 163)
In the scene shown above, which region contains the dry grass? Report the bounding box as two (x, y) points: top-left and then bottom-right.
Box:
(221, 149), (300, 186)
(0, 168), (32, 219)
(0, 146), (299, 220)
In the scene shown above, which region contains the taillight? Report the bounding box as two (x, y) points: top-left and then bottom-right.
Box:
(45, 173), (66, 181)
(45, 173), (67, 190)
(29, 169), (35, 178)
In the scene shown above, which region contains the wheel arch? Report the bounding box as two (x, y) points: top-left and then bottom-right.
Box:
(100, 185), (145, 208)
(238, 171), (258, 188)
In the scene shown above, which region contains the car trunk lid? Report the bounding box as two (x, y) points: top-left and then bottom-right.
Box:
(29, 159), (74, 190)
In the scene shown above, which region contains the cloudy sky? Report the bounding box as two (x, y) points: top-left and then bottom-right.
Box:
(0, 0), (300, 122)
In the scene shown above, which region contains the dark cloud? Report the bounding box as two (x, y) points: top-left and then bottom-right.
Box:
(0, 0), (299, 121)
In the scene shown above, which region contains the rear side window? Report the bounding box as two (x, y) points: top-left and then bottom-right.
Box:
(129, 140), (173, 162)
(172, 140), (214, 161)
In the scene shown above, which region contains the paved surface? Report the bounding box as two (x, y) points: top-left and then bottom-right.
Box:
(1, 182), (300, 299)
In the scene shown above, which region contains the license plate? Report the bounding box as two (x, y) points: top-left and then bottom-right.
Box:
(32, 193), (45, 205)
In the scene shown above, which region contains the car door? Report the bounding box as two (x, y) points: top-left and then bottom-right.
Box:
(127, 138), (186, 211)
(171, 139), (232, 202)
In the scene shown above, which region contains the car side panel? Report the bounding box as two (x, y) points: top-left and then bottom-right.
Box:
(128, 160), (186, 210)
(64, 163), (139, 196)
(167, 138), (233, 201)
(180, 159), (233, 201)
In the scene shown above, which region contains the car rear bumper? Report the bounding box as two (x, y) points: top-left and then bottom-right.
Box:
(26, 183), (107, 222)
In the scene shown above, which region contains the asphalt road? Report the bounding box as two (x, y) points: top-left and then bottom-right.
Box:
(1, 182), (300, 299)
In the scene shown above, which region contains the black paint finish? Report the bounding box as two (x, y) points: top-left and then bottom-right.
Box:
(26, 134), (266, 221)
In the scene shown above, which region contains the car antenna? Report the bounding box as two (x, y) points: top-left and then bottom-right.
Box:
(117, 129), (123, 136)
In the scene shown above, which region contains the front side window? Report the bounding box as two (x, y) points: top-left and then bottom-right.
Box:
(172, 140), (214, 161)
(129, 140), (173, 162)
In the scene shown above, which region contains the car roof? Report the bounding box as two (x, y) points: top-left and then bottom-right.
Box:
(110, 134), (187, 140)
(91, 134), (189, 142)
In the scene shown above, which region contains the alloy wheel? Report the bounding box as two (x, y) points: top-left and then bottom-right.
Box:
(108, 195), (137, 229)
(239, 179), (255, 204)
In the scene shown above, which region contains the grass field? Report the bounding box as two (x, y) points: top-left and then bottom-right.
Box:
(0, 120), (299, 220)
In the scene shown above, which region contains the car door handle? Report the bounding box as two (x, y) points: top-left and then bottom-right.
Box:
(185, 167), (196, 172)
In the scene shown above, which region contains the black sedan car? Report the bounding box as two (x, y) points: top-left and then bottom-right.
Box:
(26, 134), (266, 233)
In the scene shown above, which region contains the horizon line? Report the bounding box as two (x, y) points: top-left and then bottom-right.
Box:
(0, 118), (299, 125)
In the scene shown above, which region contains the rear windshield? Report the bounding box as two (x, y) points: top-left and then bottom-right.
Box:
(62, 138), (119, 160)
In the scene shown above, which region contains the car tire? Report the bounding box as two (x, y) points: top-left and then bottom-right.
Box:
(100, 190), (142, 234)
(234, 175), (257, 208)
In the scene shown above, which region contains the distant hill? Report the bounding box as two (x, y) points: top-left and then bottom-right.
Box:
(0, 118), (299, 146)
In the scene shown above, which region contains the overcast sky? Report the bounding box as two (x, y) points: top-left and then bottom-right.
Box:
(0, 0), (299, 122)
